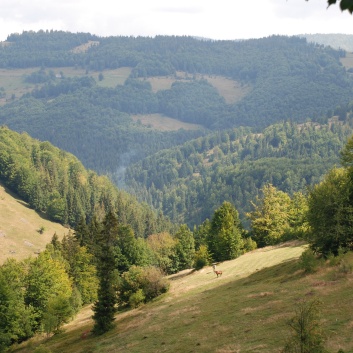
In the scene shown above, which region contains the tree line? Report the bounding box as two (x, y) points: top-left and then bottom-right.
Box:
(126, 117), (353, 227)
(2, 126), (353, 348)
(0, 126), (174, 236)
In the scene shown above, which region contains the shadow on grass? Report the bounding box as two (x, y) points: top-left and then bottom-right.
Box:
(168, 269), (196, 281)
(241, 258), (303, 286)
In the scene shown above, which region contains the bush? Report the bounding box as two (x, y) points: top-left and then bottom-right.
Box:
(338, 259), (353, 274)
(243, 237), (257, 253)
(120, 266), (169, 306)
(129, 289), (145, 308)
(282, 300), (327, 353)
(299, 248), (322, 273)
(194, 245), (211, 270)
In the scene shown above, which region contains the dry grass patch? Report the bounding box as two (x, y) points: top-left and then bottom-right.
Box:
(140, 71), (251, 104)
(0, 181), (67, 264)
(70, 41), (100, 53)
(215, 343), (241, 353)
(205, 75), (251, 104)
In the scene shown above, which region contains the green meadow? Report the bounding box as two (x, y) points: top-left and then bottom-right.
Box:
(10, 241), (353, 353)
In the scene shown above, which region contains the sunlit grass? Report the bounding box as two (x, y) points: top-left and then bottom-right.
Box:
(0, 181), (67, 264)
(12, 242), (353, 353)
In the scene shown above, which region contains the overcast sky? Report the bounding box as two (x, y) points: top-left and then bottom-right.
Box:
(0, 0), (352, 42)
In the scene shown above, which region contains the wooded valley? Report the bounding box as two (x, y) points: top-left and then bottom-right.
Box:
(1, 31), (353, 352)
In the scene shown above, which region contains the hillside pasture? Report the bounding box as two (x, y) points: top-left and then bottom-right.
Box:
(141, 71), (252, 104)
(70, 40), (100, 53)
(131, 113), (204, 131)
(10, 242), (353, 353)
(96, 67), (132, 87)
(0, 181), (67, 264)
(0, 66), (132, 105)
(0, 68), (39, 104)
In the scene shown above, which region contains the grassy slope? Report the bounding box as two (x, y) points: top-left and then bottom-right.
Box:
(0, 66), (247, 131)
(0, 181), (67, 264)
(10, 242), (353, 353)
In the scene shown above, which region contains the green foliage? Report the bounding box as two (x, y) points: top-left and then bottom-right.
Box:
(243, 237), (257, 252)
(92, 212), (119, 335)
(174, 224), (195, 271)
(146, 232), (178, 274)
(119, 265), (169, 306)
(61, 234), (98, 304)
(306, 167), (353, 256)
(208, 201), (244, 262)
(0, 126), (173, 237)
(299, 248), (322, 274)
(282, 300), (327, 353)
(43, 295), (73, 335)
(0, 268), (37, 352)
(24, 69), (54, 84)
(128, 289), (145, 308)
(247, 184), (292, 246)
(127, 120), (353, 228)
(25, 250), (73, 321)
(193, 245), (211, 270)
(37, 226), (45, 234)
(157, 80), (226, 127)
(1, 33), (352, 185)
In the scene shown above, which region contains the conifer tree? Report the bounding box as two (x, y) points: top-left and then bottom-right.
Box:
(92, 211), (119, 335)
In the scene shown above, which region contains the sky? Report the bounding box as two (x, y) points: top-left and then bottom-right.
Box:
(0, 0), (352, 42)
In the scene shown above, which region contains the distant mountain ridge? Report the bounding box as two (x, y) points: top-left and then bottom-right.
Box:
(0, 31), (352, 178)
(302, 33), (353, 51)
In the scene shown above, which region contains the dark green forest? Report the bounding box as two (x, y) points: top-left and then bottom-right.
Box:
(126, 116), (353, 226)
(0, 31), (352, 181)
(0, 126), (174, 236)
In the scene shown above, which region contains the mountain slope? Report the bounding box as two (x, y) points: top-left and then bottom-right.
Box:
(126, 118), (353, 226)
(0, 32), (352, 177)
(0, 126), (175, 238)
(11, 242), (353, 353)
(0, 180), (67, 264)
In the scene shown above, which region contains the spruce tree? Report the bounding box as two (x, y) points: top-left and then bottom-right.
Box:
(92, 211), (119, 335)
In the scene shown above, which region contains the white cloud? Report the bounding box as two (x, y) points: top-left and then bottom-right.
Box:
(0, 0), (353, 41)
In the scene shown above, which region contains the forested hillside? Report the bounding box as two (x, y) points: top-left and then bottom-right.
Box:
(0, 31), (352, 178)
(0, 127), (174, 236)
(2, 31), (353, 353)
(126, 116), (353, 226)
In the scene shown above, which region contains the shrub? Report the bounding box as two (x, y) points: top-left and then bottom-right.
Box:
(120, 266), (169, 306)
(129, 289), (145, 308)
(243, 237), (257, 253)
(139, 266), (170, 301)
(299, 248), (322, 273)
(194, 245), (211, 270)
(282, 300), (327, 353)
(338, 259), (353, 274)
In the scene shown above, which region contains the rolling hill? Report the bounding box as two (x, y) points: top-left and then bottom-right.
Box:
(9, 241), (353, 353)
(0, 32), (352, 179)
